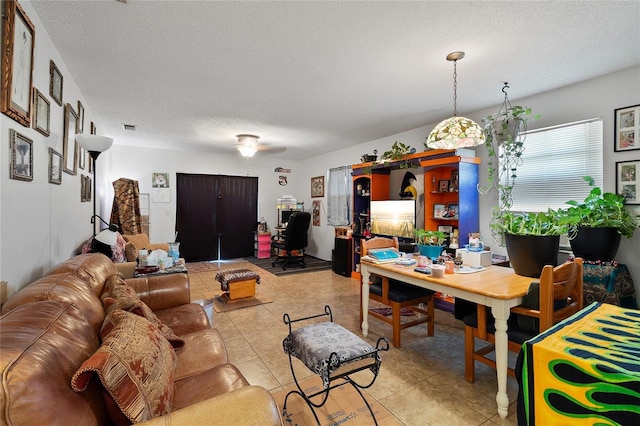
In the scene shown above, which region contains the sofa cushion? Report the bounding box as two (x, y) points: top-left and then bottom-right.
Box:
(102, 275), (184, 348)
(0, 272), (105, 332)
(72, 309), (177, 424)
(172, 363), (249, 411)
(174, 328), (228, 380)
(123, 233), (152, 250)
(154, 303), (212, 336)
(47, 253), (119, 295)
(0, 300), (109, 426)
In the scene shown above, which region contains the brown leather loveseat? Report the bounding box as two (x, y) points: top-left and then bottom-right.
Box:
(0, 253), (282, 425)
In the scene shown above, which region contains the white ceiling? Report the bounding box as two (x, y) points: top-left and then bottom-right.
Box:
(31, 1), (640, 160)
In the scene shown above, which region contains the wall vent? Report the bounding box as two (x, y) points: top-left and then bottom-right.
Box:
(122, 124), (136, 131)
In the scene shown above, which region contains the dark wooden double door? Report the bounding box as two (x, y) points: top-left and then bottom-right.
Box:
(176, 173), (258, 262)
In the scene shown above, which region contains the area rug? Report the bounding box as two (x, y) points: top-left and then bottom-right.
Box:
(212, 294), (273, 312)
(243, 255), (332, 277)
(185, 261), (220, 274)
(272, 376), (402, 426)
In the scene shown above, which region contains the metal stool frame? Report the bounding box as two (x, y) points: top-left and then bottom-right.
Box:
(282, 305), (389, 425)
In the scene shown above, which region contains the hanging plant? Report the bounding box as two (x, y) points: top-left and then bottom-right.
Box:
(476, 84), (539, 242)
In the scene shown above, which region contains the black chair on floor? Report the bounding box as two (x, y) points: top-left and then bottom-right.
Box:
(272, 211), (311, 270)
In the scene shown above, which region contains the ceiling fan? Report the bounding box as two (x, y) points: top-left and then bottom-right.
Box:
(236, 134), (286, 157)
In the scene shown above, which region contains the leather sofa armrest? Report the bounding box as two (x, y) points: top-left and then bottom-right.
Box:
(138, 386), (283, 426)
(114, 261), (137, 279)
(126, 273), (191, 311)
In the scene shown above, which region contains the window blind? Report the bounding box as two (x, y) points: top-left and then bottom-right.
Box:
(509, 119), (603, 212)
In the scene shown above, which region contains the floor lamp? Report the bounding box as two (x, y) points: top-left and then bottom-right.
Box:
(76, 134), (117, 252)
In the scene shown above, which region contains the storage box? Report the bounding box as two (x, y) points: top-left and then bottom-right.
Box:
(456, 248), (492, 267)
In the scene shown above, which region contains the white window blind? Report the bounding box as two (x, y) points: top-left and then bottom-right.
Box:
(327, 166), (352, 226)
(509, 119), (603, 212)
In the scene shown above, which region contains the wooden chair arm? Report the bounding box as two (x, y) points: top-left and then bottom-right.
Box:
(510, 306), (540, 318)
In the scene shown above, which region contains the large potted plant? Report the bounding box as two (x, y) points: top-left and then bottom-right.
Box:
(563, 176), (640, 261)
(414, 229), (447, 259)
(493, 209), (570, 278)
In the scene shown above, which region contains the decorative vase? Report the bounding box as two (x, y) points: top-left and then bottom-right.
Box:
(417, 245), (444, 260)
(569, 226), (621, 262)
(505, 233), (559, 278)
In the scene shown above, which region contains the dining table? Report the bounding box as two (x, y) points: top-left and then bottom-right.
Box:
(359, 258), (534, 419)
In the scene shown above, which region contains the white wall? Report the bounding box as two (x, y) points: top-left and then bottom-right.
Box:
(1, 1), (638, 300)
(1, 1), (101, 295)
(101, 145), (302, 246)
(298, 66), (640, 297)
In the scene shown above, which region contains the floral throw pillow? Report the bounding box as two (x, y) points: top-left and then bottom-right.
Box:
(71, 309), (177, 424)
(101, 275), (185, 349)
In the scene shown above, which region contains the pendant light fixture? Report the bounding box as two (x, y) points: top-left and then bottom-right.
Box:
(426, 51), (485, 149)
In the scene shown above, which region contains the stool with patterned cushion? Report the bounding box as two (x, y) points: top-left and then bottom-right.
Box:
(214, 268), (261, 302)
(282, 305), (389, 425)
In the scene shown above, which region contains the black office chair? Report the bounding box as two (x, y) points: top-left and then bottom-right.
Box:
(272, 211), (311, 270)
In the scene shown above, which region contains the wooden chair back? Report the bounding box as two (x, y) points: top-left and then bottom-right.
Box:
(361, 237), (399, 256)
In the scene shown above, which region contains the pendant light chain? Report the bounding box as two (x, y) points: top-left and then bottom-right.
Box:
(452, 58), (458, 117)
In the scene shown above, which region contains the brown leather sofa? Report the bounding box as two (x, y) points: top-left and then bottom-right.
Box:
(0, 253), (282, 425)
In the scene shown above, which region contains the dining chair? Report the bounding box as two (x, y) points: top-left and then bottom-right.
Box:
(463, 257), (584, 383)
(360, 236), (435, 348)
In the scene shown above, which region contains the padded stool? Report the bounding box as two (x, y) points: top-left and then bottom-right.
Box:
(214, 268), (260, 302)
(282, 305), (389, 425)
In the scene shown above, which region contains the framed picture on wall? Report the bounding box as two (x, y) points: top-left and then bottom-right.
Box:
(48, 148), (62, 185)
(438, 179), (450, 192)
(616, 159), (639, 204)
(32, 88), (50, 136)
(311, 176), (324, 198)
(49, 60), (63, 106)
(77, 100), (85, 133)
(433, 203), (445, 218)
(9, 129), (33, 181)
(614, 104), (639, 152)
(63, 103), (79, 175)
(1, 0), (35, 126)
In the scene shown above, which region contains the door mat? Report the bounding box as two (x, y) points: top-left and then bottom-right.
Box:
(370, 307), (415, 316)
(272, 376), (402, 426)
(212, 294), (273, 312)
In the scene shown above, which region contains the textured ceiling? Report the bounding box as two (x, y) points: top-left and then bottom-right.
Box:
(31, 1), (640, 160)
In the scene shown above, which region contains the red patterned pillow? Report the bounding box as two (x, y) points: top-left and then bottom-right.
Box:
(101, 275), (184, 349)
(71, 309), (177, 424)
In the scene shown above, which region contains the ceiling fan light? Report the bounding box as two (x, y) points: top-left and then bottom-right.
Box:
(238, 145), (258, 157)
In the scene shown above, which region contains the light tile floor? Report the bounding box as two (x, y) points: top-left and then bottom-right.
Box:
(188, 260), (519, 426)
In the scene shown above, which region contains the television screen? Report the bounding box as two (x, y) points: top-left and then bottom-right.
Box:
(370, 200), (416, 239)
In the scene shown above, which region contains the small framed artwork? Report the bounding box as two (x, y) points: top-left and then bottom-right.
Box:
(63, 103), (79, 175)
(446, 202), (459, 219)
(152, 172), (169, 188)
(9, 129), (33, 182)
(78, 147), (86, 170)
(616, 159), (639, 204)
(438, 225), (454, 234)
(81, 175), (92, 202)
(311, 176), (325, 198)
(90, 121), (96, 135)
(77, 100), (85, 133)
(312, 200), (321, 226)
(48, 148), (62, 185)
(438, 179), (450, 192)
(614, 104), (639, 152)
(49, 60), (63, 106)
(450, 169), (459, 191)
(32, 88), (51, 136)
(433, 203), (445, 219)
(1, 0), (35, 126)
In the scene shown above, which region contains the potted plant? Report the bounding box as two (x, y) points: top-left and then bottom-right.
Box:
(563, 176), (640, 261)
(379, 141), (417, 169)
(493, 209), (571, 278)
(414, 229), (446, 259)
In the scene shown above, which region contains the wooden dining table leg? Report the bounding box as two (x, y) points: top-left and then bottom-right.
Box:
(491, 302), (511, 419)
